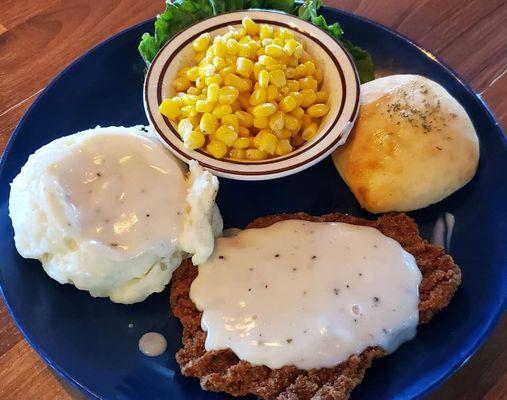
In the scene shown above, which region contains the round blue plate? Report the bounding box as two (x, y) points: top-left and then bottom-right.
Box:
(0, 7), (505, 400)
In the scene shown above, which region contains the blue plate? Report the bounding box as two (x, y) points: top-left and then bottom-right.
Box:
(0, 7), (505, 400)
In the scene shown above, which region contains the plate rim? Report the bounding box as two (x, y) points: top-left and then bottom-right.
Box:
(0, 6), (505, 400)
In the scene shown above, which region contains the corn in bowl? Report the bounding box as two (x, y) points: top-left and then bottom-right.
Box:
(159, 17), (330, 161)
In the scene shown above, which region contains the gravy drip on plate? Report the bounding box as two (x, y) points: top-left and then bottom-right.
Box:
(190, 220), (422, 370)
(138, 332), (168, 357)
(46, 132), (186, 256)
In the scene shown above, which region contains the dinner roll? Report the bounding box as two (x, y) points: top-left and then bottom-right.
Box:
(333, 74), (479, 213)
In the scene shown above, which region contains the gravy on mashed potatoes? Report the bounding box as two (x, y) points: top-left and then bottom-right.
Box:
(333, 74), (479, 213)
(9, 126), (222, 304)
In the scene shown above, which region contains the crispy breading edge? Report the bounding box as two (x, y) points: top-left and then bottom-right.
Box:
(170, 213), (461, 400)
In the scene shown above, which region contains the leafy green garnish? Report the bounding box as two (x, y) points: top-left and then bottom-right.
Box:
(297, 0), (374, 82)
(139, 0), (374, 82)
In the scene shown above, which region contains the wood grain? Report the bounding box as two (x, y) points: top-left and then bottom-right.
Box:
(0, 1), (505, 399)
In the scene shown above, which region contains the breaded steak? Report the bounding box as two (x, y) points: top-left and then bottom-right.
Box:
(170, 213), (461, 399)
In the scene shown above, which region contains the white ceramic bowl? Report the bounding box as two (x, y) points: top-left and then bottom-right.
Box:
(144, 10), (360, 181)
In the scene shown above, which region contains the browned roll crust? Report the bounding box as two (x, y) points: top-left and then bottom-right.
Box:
(170, 213), (461, 399)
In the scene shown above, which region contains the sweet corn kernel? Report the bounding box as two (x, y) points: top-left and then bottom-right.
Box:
(269, 69), (286, 88)
(275, 129), (292, 139)
(224, 74), (251, 92)
(194, 99), (213, 113)
(238, 126), (251, 137)
(215, 125), (238, 146)
(283, 39), (299, 56)
(265, 44), (285, 58)
(232, 137), (251, 149)
(249, 88), (267, 106)
(300, 77), (318, 91)
(186, 86), (201, 95)
(259, 24), (273, 40)
(171, 96), (185, 107)
(307, 103), (330, 118)
(218, 86), (239, 105)
(212, 56), (227, 70)
(213, 104), (233, 119)
(252, 129), (269, 146)
(200, 113), (219, 135)
(159, 98), (180, 120)
(206, 83), (219, 103)
(233, 28), (246, 41)
(279, 86), (290, 96)
(242, 17), (259, 36)
(293, 64), (307, 79)
(194, 51), (206, 63)
(181, 94), (198, 105)
(180, 105), (197, 118)
(258, 55), (277, 66)
(195, 77), (205, 89)
(288, 91), (303, 106)
(279, 95), (297, 113)
(226, 38), (239, 55)
(179, 67), (190, 78)
(213, 37), (227, 57)
(253, 117), (269, 129)
(291, 106), (305, 119)
(205, 74), (222, 85)
(229, 148), (245, 159)
(237, 43), (251, 58)
(177, 119), (193, 138)
(316, 90), (328, 103)
(245, 149), (267, 160)
(303, 60), (316, 75)
(276, 139), (292, 156)
(255, 71), (268, 90)
(192, 32), (211, 52)
(300, 89), (317, 108)
(236, 57), (254, 78)
(258, 132), (277, 155)
(252, 102), (277, 118)
(206, 140), (228, 158)
(173, 76), (191, 91)
(235, 110), (254, 127)
(184, 131), (205, 150)
(293, 44), (304, 58)
(185, 66), (200, 81)
(219, 66), (234, 77)
(222, 114), (239, 132)
(266, 85), (278, 101)
(284, 114), (300, 131)
(266, 64), (287, 72)
(301, 122), (318, 141)
(200, 64), (216, 78)
(269, 111), (285, 131)
(286, 80), (299, 92)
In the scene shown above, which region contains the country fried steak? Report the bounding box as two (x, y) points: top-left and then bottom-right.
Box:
(170, 213), (461, 400)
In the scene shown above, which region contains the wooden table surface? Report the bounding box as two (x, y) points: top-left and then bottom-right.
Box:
(0, 0), (505, 399)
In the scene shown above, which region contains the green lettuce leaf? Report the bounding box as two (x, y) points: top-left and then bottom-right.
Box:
(138, 0), (374, 82)
(297, 0), (374, 82)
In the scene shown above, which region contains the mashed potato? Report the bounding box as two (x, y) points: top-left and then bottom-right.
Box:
(333, 75), (479, 213)
(9, 126), (222, 304)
